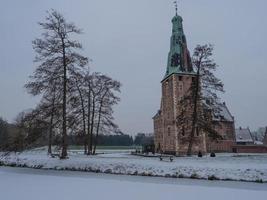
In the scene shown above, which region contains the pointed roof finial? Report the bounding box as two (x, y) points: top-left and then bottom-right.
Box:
(174, 0), (178, 16)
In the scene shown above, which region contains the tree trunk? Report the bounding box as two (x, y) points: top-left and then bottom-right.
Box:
(87, 86), (91, 155)
(48, 109), (54, 155)
(61, 40), (68, 159)
(76, 81), (87, 154)
(89, 97), (95, 154)
(81, 100), (87, 155)
(48, 90), (56, 155)
(93, 91), (107, 155)
(187, 63), (201, 156)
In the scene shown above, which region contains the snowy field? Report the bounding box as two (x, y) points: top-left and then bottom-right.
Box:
(1, 148), (267, 182)
(0, 167), (266, 200)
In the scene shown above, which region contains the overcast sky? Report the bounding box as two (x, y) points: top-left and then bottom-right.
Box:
(0, 0), (267, 134)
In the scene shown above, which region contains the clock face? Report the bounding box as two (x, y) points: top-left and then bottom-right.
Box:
(171, 53), (181, 67)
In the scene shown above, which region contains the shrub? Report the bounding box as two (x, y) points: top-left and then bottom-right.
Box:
(178, 174), (184, 178)
(190, 173), (199, 179)
(208, 175), (219, 180)
(255, 179), (263, 183)
(210, 152), (216, 157)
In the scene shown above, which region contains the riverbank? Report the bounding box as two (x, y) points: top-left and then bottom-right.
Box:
(1, 150), (267, 183)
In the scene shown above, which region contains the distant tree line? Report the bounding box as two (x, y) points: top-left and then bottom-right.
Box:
(69, 134), (134, 146)
(133, 133), (154, 146)
(0, 117), (154, 150)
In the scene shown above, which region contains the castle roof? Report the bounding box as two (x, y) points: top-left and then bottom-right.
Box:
(152, 110), (161, 119)
(212, 103), (234, 122)
(163, 14), (195, 81)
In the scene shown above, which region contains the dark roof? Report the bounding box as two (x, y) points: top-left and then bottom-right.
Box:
(212, 103), (234, 122)
(235, 128), (254, 143)
(152, 110), (161, 119)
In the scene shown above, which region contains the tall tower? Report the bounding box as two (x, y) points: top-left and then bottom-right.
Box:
(153, 11), (207, 155)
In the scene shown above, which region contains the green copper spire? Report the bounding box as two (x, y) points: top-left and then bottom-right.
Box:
(163, 12), (195, 80)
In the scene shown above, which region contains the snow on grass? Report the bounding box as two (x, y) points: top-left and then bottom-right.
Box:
(1, 150), (267, 183)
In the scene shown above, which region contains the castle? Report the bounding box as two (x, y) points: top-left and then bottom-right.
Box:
(153, 12), (235, 155)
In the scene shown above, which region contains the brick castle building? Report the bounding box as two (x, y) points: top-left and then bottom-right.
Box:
(153, 12), (235, 155)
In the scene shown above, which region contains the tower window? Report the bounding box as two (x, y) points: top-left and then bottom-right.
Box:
(179, 76), (182, 81)
(179, 82), (183, 92)
(167, 127), (171, 136)
(196, 126), (199, 137)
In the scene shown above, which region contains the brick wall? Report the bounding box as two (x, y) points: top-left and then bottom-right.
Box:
(206, 121), (236, 152)
(207, 140), (235, 152)
(154, 74), (207, 155)
(232, 145), (267, 153)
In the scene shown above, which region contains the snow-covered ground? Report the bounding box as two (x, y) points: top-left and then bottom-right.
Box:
(1, 149), (267, 182)
(0, 167), (266, 200)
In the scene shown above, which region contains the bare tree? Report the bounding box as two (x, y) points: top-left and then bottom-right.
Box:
(39, 90), (62, 155)
(92, 74), (121, 154)
(68, 71), (121, 155)
(25, 10), (88, 159)
(69, 69), (89, 154)
(177, 44), (224, 156)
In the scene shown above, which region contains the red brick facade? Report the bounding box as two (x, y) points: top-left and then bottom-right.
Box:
(232, 145), (267, 153)
(153, 74), (207, 155)
(207, 121), (236, 152)
(153, 73), (236, 155)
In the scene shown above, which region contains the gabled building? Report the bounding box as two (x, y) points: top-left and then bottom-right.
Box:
(232, 127), (267, 153)
(207, 102), (236, 152)
(235, 127), (254, 145)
